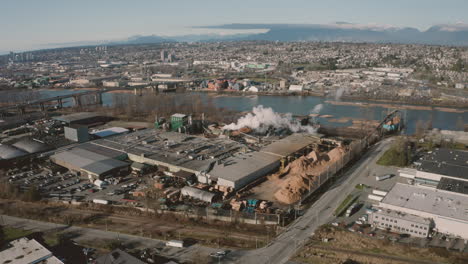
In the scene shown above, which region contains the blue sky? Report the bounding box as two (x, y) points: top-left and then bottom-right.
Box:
(1, 0), (467, 52)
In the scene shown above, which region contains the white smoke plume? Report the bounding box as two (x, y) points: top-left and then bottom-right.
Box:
(311, 104), (323, 114)
(223, 105), (317, 134)
(335, 87), (346, 101)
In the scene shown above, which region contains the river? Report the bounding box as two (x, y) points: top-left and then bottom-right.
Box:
(38, 89), (467, 135)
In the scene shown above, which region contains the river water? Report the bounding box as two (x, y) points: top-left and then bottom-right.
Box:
(38, 90), (467, 135)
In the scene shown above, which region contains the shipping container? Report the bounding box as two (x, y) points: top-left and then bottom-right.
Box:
(376, 174), (392, 181)
(166, 240), (184, 248)
(368, 194), (384, 202)
(93, 199), (109, 205)
(372, 190), (388, 196)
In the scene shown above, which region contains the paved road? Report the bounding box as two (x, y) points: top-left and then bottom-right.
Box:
(225, 137), (394, 264)
(1, 138), (393, 264)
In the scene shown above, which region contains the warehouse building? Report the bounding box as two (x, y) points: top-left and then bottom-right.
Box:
(378, 183), (468, 239)
(181, 186), (217, 203)
(204, 151), (280, 189)
(0, 144), (28, 160)
(370, 209), (432, 238)
(0, 238), (64, 264)
(90, 129), (319, 190)
(91, 129), (244, 175)
(50, 144), (129, 181)
(12, 138), (52, 154)
(90, 127), (129, 138)
(64, 126), (89, 143)
(260, 133), (320, 158)
(49, 128), (319, 190)
(53, 112), (111, 126)
(399, 148), (468, 196)
(0, 138), (52, 166)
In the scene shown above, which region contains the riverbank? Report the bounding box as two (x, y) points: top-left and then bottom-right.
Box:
(193, 89), (468, 110)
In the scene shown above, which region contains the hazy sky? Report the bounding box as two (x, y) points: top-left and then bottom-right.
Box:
(1, 0), (467, 52)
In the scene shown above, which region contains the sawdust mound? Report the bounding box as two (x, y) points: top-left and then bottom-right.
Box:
(274, 148), (345, 204)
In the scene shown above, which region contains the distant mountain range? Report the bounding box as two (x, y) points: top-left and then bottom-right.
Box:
(200, 23), (468, 46)
(108, 32), (259, 45)
(40, 22), (468, 50)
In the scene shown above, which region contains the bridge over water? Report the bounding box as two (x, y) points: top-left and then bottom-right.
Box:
(0, 79), (200, 116)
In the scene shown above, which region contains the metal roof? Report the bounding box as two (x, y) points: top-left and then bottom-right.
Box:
(181, 186), (215, 203)
(418, 148), (468, 180)
(81, 159), (128, 175)
(51, 148), (110, 169)
(208, 151), (280, 185)
(53, 112), (100, 123)
(92, 128), (244, 173)
(90, 127), (129, 138)
(381, 183), (468, 223)
(0, 238), (64, 264)
(0, 144), (28, 160)
(171, 113), (187, 118)
(95, 249), (145, 264)
(76, 143), (126, 159)
(12, 138), (52, 154)
(437, 177), (468, 195)
(260, 133), (320, 158)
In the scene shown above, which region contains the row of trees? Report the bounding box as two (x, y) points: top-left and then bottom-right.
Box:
(110, 92), (238, 124)
(0, 178), (41, 202)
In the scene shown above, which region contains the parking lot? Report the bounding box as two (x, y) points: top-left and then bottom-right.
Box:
(5, 165), (147, 206)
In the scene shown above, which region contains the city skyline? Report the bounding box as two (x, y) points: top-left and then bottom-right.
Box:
(2, 0), (468, 52)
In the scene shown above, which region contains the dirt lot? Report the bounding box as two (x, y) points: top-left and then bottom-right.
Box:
(294, 225), (468, 264)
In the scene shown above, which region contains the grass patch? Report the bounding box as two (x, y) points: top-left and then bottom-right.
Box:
(365, 247), (385, 254)
(334, 194), (358, 216)
(3, 227), (33, 242)
(355, 184), (368, 190)
(43, 232), (63, 247)
(376, 147), (409, 167)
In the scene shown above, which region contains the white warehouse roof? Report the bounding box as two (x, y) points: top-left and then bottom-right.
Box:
(0, 238), (64, 264)
(380, 183), (468, 223)
(90, 127), (129, 138)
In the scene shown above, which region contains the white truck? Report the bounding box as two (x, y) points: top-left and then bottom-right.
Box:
(376, 174), (393, 181)
(94, 179), (108, 188)
(166, 240), (184, 248)
(92, 199), (109, 205)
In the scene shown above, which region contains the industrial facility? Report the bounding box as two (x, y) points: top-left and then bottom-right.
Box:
(377, 183), (468, 239)
(0, 138), (52, 163)
(50, 143), (129, 181)
(369, 148), (468, 239)
(399, 148), (468, 194)
(369, 208), (432, 238)
(51, 128), (319, 190)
